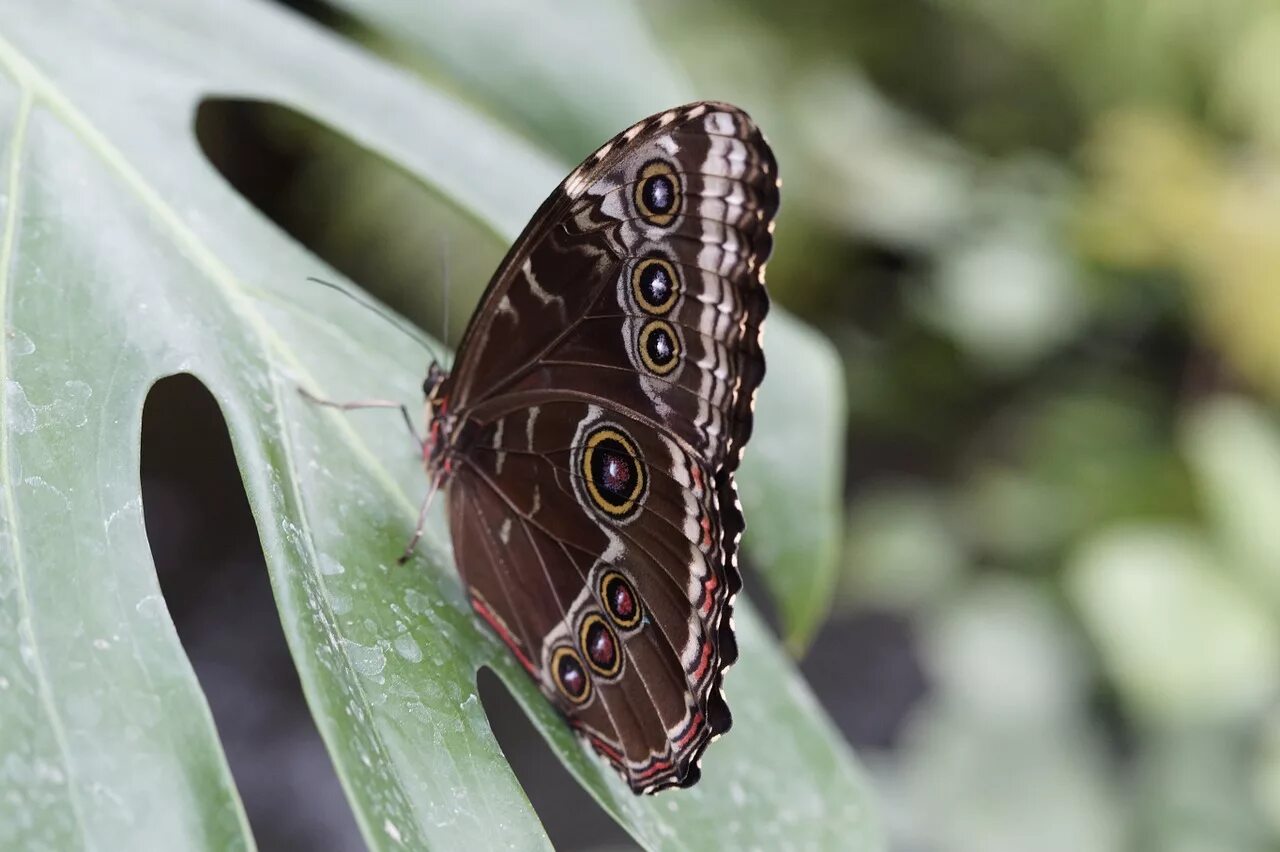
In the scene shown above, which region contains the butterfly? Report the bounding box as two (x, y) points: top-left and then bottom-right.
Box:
(315, 102), (778, 793)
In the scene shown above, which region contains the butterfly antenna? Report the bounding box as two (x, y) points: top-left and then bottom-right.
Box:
(439, 235), (453, 369)
(306, 276), (444, 365)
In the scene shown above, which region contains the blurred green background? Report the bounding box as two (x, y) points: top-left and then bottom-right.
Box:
(196, 0), (1280, 848)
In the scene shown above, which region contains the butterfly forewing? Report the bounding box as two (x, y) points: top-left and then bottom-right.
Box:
(433, 102), (778, 792)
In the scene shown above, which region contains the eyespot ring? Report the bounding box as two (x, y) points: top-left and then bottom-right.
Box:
(630, 257), (680, 315)
(578, 613), (623, 679)
(599, 571), (642, 630)
(582, 427), (646, 518)
(550, 645), (592, 705)
(638, 320), (681, 376)
(633, 159), (681, 227)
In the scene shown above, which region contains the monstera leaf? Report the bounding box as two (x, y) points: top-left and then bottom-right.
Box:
(0, 2), (878, 849)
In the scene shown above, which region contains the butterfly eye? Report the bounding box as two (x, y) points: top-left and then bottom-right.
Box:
(599, 571), (642, 630)
(578, 613), (623, 679)
(638, 320), (681, 376)
(550, 645), (592, 704)
(581, 427), (646, 518)
(630, 257), (680, 315)
(422, 362), (446, 399)
(633, 159), (681, 227)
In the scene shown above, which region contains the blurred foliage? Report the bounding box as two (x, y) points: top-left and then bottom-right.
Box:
(640, 0), (1280, 849)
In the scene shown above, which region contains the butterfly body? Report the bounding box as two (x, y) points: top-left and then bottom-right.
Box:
(421, 102), (778, 793)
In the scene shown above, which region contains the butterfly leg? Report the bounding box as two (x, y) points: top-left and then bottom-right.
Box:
(297, 387), (423, 450)
(397, 473), (443, 565)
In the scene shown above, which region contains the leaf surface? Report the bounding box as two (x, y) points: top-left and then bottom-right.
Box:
(0, 2), (879, 849)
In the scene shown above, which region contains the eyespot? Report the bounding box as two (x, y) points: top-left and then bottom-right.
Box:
(638, 320), (680, 376)
(599, 571), (642, 630)
(633, 159), (681, 227)
(630, 257), (679, 315)
(550, 645), (591, 704)
(582, 427), (646, 518)
(578, 613), (623, 679)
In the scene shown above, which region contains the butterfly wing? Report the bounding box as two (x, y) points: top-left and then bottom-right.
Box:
(450, 397), (735, 792)
(447, 101), (776, 467)
(440, 102), (777, 792)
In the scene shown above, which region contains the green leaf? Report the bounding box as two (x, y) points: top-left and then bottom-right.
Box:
(1132, 729), (1275, 852)
(324, 0), (848, 649)
(1066, 524), (1279, 727)
(0, 2), (879, 850)
(1181, 396), (1280, 609)
(325, 0), (689, 161)
(935, 0), (1260, 114)
(737, 316), (845, 650)
(887, 580), (1124, 852)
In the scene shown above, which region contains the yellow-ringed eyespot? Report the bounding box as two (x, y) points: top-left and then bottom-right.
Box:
(638, 320), (680, 376)
(550, 645), (592, 704)
(582, 427), (646, 518)
(578, 613), (623, 679)
(633, 159), (681, 227)
(598, 571), (642, 630)
(630, 256), (680, 315)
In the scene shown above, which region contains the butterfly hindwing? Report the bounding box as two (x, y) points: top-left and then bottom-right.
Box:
(450, 396), (734, 790)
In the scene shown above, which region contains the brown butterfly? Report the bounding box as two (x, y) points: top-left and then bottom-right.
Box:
(312, 102), (777, 793)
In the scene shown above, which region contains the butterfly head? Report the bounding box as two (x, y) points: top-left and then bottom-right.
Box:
(422, 360), (448, 403)
(422, 361), (453, 476)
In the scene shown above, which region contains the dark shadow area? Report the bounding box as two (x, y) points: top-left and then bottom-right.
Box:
(194, 97), (503, 350)
(744, 559), (928, 750)
(141, 374), (365, 852)
(476, 668), (633, 851)
(273, 0), (349, 30)
(800, 610), (928, 750)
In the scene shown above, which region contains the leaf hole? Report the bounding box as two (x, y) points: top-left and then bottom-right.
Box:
(476, 667), (630, 849)
(744, 559), (927, 749)
(799, 610), (928, 750)
(141, 374), (364, 851)
(193, 97), (503, 349)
